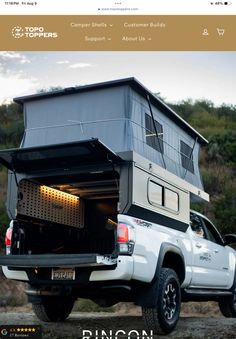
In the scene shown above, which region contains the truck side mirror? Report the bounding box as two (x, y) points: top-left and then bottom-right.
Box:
(224, 234), (236, 246)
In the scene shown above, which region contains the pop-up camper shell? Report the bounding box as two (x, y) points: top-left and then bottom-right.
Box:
(0, 77), (209, 264)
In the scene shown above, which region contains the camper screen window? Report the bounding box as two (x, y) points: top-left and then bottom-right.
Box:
(145, 114), (164, 153)
(180, 140), (194, 173)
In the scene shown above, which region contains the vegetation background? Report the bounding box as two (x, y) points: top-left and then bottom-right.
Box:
(0, 97), (235, 307)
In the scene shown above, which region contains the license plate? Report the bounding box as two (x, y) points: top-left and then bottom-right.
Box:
(52, 268), (75, 280)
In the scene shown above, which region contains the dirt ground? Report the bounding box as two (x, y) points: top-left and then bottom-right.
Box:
(0, 305), (236, 339)
(1, 274), (234, 338)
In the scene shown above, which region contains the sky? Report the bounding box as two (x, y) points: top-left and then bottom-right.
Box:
(0, 51), (235, 106)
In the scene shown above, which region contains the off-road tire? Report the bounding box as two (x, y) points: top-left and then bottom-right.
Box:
(32, 296), (74, 322)
(142, 268), (181, 335)
(219, 286), (236, 318)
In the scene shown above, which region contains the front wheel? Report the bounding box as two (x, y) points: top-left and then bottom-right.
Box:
(142, 268), (181, 335)
(32, 296), (74, 322)
(219, 286), (236, 317)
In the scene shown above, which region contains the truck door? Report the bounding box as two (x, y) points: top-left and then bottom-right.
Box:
(190, 212), (230, 288)
(201, 215), (231, 288)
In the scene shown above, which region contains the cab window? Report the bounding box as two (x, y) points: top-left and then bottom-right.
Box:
(201, 217), (224, 245)
(190, 213), (206, 239)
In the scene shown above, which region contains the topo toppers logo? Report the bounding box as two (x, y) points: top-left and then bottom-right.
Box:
(11, 26), (58, 38)
(12, 26), (24, 38)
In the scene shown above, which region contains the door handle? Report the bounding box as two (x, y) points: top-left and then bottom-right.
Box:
(214, 249), (219, 253)
(195, 243), (202, 248)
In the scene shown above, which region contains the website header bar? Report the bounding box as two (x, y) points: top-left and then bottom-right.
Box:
(0, 15), (235, 51)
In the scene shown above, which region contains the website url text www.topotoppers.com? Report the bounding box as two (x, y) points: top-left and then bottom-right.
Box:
(98, 7), (139, 11)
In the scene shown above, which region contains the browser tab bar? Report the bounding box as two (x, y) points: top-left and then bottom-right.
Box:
(0, 0), (236, 15)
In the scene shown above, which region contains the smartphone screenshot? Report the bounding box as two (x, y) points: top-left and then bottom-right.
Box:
(0, 1), (235, 339)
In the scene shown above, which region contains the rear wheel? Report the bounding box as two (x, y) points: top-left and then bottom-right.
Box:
(219, 286), (236, 317)
(142, 268), (181, 335)
(32, 296), (74, 322)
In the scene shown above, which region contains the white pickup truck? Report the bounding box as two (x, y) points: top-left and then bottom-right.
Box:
(0, 80), (235, 335)
(1, 205), (236, 335)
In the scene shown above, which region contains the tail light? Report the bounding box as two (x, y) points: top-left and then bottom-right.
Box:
(117, 223), (135, 255)
(5, 224), (13, 255)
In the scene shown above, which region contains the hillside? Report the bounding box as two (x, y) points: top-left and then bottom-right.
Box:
(170, 99), (236, 234)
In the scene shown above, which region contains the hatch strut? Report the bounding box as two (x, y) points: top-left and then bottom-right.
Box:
(107, 155), (119, 190)
(146, 94), (166, 169)
(11, 165), (19, 187)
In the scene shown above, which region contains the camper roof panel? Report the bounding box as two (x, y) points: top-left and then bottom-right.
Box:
(14, 77), (208, 145)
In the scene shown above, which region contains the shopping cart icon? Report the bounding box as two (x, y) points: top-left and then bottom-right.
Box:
(217, 28), (225, 36)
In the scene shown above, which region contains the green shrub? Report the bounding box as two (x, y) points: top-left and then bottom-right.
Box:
(213, 186), (236, 234)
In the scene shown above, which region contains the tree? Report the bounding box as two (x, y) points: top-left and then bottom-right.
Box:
(213, 186), (236, 234)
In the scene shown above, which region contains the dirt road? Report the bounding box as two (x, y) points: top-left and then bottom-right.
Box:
(0, 311), (236, 339)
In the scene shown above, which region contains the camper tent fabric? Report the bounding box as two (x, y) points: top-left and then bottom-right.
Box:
(18, 80), (205, 190)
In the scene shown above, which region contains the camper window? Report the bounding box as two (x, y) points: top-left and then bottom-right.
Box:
(148, 180), (163, 206)
(180, 140), (194, 173)
(165, 188), (179, 212)
(148, 180), (179, 213)
(145, 114), (164, 153)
